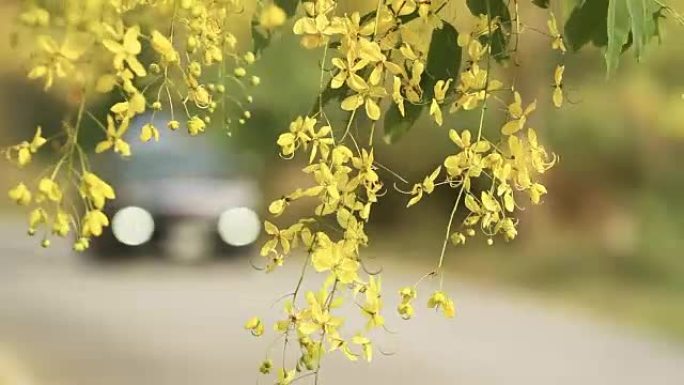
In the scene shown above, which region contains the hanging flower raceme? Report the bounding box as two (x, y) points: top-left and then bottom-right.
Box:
(6, 0), (575, 383)
(7, 0), (257, 251)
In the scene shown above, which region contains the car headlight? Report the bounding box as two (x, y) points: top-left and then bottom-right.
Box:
(112, 206), (155, 246)
(217, 207), (261, 246)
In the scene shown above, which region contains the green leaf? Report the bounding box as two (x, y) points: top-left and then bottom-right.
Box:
(465, 0), (512, 62)
(605, 0), (631, 77)
(564, 0), (610, 51)
(626, 0), (662, 59)
(423, 21), (462, 101)
(383, 103), (422, 144)
(466, 0), (510, 22)
(251, 21), (271, 56)
(274, 0), (299, 17)
(308, 80), (350, 116)
(359, 8), (420, 27)
(531, 0), (550, 8)
(383, 20), (462, 143)
(627, 0), (648, 57)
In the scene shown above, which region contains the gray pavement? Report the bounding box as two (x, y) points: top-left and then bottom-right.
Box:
(0, 219), (683, 385)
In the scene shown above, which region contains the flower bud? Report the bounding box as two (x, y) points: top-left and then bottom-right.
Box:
(149, 63), (161, 74)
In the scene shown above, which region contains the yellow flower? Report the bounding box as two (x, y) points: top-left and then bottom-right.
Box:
(443, 129), (490, 189)
(150, 30), (179, 63)
(310, 234), (359, 284)
(277, 116), (316, 157)
(429, 98), (443, 126)
(427, 290), (455, 318)
(547, 13), (567, 53)
(81, 210), (109, 237)
(398, 302), (415, 319)
(38, 178), (62, 202)
(361, 276), (384, 328)
(244, 52), (256, 64)
(95, 115), (131, 157)
(80, 172), (116, 209)
(501, 91), (536, 135)
(8, 183), (32, 206)
(392, 76), (406, 116)
(268, 198), (288, 216)
(553, 65), (565, 108)
(261, 220), (299, 256)
(335, 257), (360, 285)
(329, 333), (359, 361)
(12, 126), (47, 167)
(293, 13), (345, 49)
(259, 359), (273, 374)
(190, 86), (211, 108)
(529, 183), (548, 204)
(430, 78), (452, 126)
(259, 4), (287, 29)
(52, 210), (70, 237)
(73, 237), (90, 252)
(110, 94), (146, 120)
(450, 232), (467, 245)
(498, 217), (518, 241)
(276, 368), (296, 385)
(351, 335), (373, 362)
(28, 34), (87, 90)
(140, 124), (160, 142)
(340, 66), (387, 121)
(398, 286), (417, 320)
(311, 233), (339, 272)
(244, 316), (264, 337)
(453, 63), (503, 111)
(528, 128), (557, 172)
(28, 208), (48, 234)
(433, 79), (453, 104)
(17, 145), (32, 167)
(102, 25), (146, 77)
(407, 166), (441, 207)
(399, 286), (417, 302)
(330, 53), (368, 90)
(307, 125), (334, 163)
(187, 116), (206, 136)
(357, 38), (386, 62)
(29, 126), (47, 153)
(298, 290), (343, 336)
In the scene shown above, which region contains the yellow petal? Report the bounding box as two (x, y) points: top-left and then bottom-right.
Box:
(364, 98), (381, 120)
(341, 94), (363, 111)
(553, 87), (563, 108)
(501, 119), (523, 135)
(95, 74), (118, 93)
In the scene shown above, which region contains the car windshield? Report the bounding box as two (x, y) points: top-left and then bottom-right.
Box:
(99, 115), (240, 181)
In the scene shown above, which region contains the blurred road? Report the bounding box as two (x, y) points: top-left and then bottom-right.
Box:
(1, 219), (683, 385)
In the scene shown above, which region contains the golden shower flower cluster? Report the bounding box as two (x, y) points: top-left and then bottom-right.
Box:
(4, 0), (260, 250)
(246, 1), (565, 383)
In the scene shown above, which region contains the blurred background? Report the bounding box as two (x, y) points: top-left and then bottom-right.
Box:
(1, 1), (684, 384)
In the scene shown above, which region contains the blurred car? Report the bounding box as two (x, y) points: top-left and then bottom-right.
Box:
(90, 116), (262, 262)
